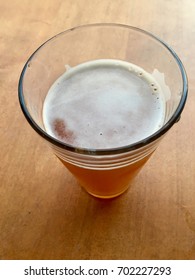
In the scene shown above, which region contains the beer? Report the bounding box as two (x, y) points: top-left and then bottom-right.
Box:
(43, 59), (165, 198)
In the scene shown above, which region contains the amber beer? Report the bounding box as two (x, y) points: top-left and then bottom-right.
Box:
(43, 59), (165, 198)
(59, 154), (152, 198)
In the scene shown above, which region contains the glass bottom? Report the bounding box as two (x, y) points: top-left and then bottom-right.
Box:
(85, 184), (130, 199)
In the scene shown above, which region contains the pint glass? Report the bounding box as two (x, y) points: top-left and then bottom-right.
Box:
(18, 24), (188, 198)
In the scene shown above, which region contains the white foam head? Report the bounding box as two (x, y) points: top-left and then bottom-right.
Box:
(43, 59), (165, 149)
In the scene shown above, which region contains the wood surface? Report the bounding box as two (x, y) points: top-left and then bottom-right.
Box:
(0, 0), (195, 260)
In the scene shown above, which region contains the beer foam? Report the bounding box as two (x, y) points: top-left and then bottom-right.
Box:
(43, 59), (165, 149)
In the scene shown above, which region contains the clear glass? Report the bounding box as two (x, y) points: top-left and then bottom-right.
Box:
(18, 23), (188, 199)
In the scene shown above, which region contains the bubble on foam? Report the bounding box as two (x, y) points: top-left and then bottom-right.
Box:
(43, 59), (166, 149)
(152, 69), (171, 101)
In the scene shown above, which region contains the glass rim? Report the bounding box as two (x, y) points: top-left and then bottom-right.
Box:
(18, 23), (188, 156)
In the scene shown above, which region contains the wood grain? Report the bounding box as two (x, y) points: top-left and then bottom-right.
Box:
(0, 0), (195, 260)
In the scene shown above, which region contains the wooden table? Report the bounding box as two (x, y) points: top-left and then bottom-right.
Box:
(0, 0), (195, 260)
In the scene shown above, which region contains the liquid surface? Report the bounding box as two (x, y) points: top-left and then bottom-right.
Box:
(43, 59), (165, 149)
